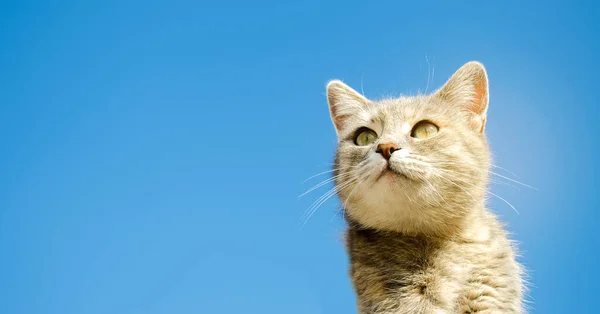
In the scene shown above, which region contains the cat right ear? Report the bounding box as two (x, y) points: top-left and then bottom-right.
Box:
(326, 80), (370, 134)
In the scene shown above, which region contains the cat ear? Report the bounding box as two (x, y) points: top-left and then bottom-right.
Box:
(434, 61), (489, 133)
(326, 80), (370, 134)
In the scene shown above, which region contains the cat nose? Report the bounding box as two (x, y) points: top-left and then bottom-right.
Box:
(376, 143), (400, 160)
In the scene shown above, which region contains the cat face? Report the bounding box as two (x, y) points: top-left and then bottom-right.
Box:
(327, 62), (491, 235)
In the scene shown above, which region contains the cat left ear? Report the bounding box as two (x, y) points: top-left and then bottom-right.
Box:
(434, 61), (489, 133)
(326, 80), (370, 135)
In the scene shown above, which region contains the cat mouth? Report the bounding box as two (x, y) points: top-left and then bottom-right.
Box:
(375, 165), (410, 182)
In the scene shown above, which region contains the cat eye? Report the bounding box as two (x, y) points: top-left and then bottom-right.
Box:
(411, 121), (439, 139)
(354, 128), (378, 146)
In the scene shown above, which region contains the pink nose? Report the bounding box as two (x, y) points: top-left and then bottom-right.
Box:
(376, 143), (399, 160)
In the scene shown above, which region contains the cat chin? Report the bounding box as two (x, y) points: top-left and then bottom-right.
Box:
(374, 167), (409, 183)
(341, 172), (450, 232)
(371, 164), (428, 185)
(343, 181), (419, 226)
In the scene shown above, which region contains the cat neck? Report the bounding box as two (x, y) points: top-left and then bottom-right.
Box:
(344, 205), (489, 241)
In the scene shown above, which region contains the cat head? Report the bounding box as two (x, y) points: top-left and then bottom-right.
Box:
(327, 61), (491, 235)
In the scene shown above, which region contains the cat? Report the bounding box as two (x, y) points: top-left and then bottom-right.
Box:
(325, 61), (525, 313)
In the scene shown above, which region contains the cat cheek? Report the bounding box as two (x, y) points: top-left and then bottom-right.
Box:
(394, 149), (410, 159)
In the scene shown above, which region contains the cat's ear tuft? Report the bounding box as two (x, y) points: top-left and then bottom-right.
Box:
(435, 61), (489, 133)
(326, 80), (369, 134)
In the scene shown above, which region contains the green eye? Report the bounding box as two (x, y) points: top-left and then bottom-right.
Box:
(354, 128), (378, 146)
(411, 121), (439, 139)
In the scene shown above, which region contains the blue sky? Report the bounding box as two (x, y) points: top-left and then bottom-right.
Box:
(0, 0), (598, 313)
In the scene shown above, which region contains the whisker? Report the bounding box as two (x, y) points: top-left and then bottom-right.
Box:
(302, 158), (374, 226)
(425, 55), (431, 94)
(411, 158), (529, 192)
(302, 169), (336, 183)
(330, 166), (372, 222)
(302, 174), (356, 220)
(302, 178), (356, 227)
(491, 164), (520, 178)
(490, 171), (537, 191)
(432, 167), (512, 188)
(490, 180), (520, 189)
(302, 164), (362, 184)
(433, 171), (481, 206)
(302, 184), (339, 220)
(298, 172), (353, 198)
(487, 191), (520, 215)
(432, 169), (520, 215)
(425, 179), (448, 207)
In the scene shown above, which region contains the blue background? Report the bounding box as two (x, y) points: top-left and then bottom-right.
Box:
(1, 1), (598, 313)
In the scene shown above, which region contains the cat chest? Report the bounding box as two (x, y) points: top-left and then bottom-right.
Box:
(349, 236), (467, 312)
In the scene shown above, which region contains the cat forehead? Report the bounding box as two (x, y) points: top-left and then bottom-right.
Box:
(367, 96), (433, 122)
